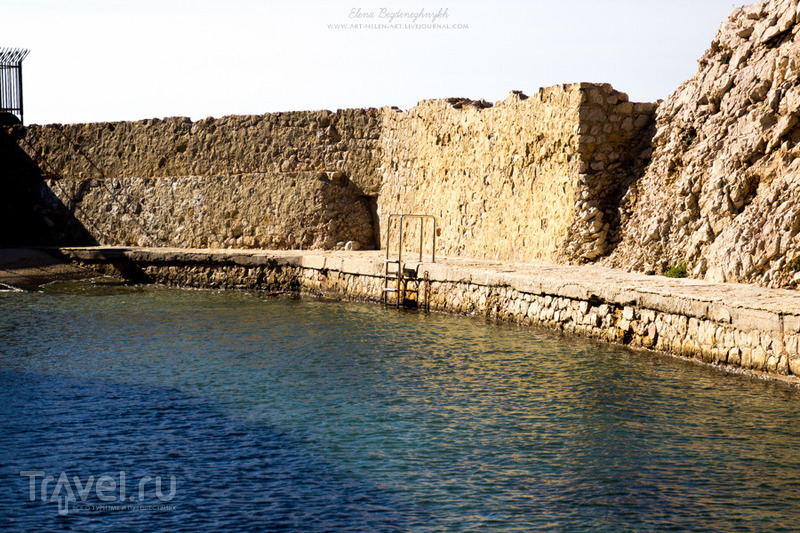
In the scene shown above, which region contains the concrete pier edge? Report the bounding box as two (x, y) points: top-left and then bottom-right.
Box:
(45, 245), (800, 385)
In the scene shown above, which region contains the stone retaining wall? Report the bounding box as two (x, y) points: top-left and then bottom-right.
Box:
(40, 172), (376, 249)
(23, 110), (384, 195)
(428, 282), (797, 376)
(15, 109), (383, 249)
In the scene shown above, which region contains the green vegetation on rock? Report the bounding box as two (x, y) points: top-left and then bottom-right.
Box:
(664, 260), (688, 278)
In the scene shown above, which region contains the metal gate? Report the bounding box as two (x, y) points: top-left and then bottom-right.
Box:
(0, 47), (30, 124)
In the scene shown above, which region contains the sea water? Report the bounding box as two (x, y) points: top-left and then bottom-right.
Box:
(1, 281), (800, 532)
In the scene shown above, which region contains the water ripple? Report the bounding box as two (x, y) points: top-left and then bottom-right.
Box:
(1, 285), (800, 531)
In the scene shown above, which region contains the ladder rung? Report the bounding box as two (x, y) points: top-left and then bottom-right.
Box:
(383, 288), (399, 293)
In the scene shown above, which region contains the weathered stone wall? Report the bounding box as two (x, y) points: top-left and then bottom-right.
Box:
(606, 0), (800, 289)
(24, 110), (383, 194)
(426, 283), (797, 376)
(17, 109), (384, 249)
(40, 173), (375, 249)
(13, 87), (654, 259)
(378, 84), (655, 263)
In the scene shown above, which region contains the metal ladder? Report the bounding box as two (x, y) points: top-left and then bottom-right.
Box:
(383, 214), (436, 309)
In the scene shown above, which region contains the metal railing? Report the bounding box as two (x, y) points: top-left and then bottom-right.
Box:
(383, 214), (436, 308)
(385, 214), (436, 265)
(0, 48), (29, 124)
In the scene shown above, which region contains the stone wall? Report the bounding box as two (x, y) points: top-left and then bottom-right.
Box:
(10, 87), (654, 259)
(426, 282), (797, 376)
(0, 126), (52, 245)
(17, 109), (384, 249)
(40, 173), (375, 249)
(378, 84), (655, 263)
(24, 110), (383, 194)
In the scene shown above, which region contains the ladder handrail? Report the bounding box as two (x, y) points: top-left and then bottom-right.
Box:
(382, 214), (436, 309)
(385, 214), (436, 265)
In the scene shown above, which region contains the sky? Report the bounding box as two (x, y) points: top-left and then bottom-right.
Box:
(4, 0), (749, 125)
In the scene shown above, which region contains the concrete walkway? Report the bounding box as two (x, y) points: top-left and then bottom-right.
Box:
(50, 246), (800, 337)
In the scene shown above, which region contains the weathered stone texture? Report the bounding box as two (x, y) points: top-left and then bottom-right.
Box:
(41, 173), (376, 249)
(24, 109), (383, 194)
(606, 0), (800, 289)
(19, 109), (384, 250)
(378, 84), (654, 263)
(14, 86), (656, 259)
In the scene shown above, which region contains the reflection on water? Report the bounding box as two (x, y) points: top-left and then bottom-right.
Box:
(1, 283), (800, 531)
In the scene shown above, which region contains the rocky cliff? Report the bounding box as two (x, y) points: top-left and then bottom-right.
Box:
(606, 0), (800, 289)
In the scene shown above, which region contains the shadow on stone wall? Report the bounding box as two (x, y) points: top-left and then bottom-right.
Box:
(0, 122), (98, 247)
(599, 119), (657, 258)
(15, 115), (380, 251)
(362, 195), (381, 248)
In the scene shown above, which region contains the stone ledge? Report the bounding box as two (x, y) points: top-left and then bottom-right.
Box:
(0, 248), (94, 289)
(53, 245), (800, 329)
(50, 246), (800, 379)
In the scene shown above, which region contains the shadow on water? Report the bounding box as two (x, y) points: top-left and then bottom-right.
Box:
(0, 370), (423, 532)
(4, 286), (800, 531)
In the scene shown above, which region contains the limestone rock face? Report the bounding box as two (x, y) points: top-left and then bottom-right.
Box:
(606, 0), (800, 288)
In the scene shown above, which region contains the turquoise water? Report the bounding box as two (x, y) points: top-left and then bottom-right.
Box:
(2, 282), (800, 531)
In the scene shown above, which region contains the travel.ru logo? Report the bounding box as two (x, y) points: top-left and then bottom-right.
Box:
(20, 470), (177, 516)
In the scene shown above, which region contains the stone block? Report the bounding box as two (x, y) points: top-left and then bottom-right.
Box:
(614, 102), (634, 115)
(751, 345), (767, 371)
(783, 315), (800, 334)
(732, 308), (782, 334)
(622, 306), (636, 321)
(709, 304), (732, 324)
